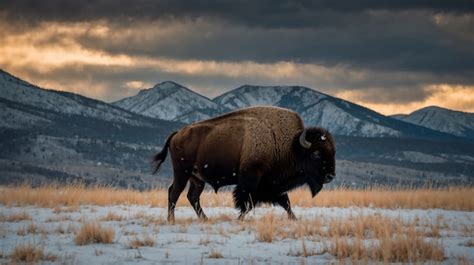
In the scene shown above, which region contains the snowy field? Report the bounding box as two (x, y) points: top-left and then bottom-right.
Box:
(1, 205), (473, 264)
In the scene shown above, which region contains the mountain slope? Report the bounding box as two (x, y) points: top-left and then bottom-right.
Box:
(213, 85), (454, 139)
(0, 69), (182, 188)
(112, 81), (229, 123)
(392, 106), (474, 139)
(0, 70), (163, 128)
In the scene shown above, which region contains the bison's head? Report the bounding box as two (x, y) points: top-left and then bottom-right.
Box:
(297, 127), (336, 197)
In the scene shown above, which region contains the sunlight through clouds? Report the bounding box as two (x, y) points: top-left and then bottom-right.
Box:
(0, 14), (473, 114)
(0, 21), (132, 71)
(336, 85), (474, 115)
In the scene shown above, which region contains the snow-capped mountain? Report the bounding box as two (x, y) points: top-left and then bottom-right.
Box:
(213, 85), (451, 138)
(0, 69), (181, 187)
(0, 69), (159, 128)
(113, 81), (229, 123)
(1, 69), (472, 187)
(0, 69), (181, 144)
(392, 106), (474, 139)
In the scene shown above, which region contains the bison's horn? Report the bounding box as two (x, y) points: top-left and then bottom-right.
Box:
(321, 134), (326, 141)
(299, 129), (312, 149)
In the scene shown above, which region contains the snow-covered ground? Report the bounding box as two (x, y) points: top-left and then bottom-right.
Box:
(1, 205), (473, 264)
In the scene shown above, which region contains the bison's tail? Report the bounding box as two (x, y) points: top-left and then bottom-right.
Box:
(152, 131), (178, 174)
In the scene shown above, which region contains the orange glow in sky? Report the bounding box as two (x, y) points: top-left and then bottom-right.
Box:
(0, 20), (472, 114)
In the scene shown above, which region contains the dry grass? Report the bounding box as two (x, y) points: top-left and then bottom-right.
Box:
(129, 235), (156, 248)
(16, 223), (50, 236)
(208, 249), (224, 259)
(0, 185), (472, 210)
(16, 227), (26, 236)
(250, 212), (446, 263)
(10, 244), (57, 263)
(287, 240), (325, 257)
(5, 211), (31, 222)
(27, 223), (37, 234)
(290, 186), (474, 210)
(75, 222), (115, 245)
(466, 239), (474, 247)
(255, 212), (277, 242)
(45, 214), (73, 222)
(328, 232), (445, 263)
(100, 211), (124, 221)
(457, 256), (472, 265)
(199, 237), (212, 246)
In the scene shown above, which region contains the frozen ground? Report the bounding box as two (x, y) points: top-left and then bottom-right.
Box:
(1, 205), (473, 264)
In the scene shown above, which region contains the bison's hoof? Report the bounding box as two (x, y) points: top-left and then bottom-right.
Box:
(199, 215), (208, 222)
(288, 214), (297, 220)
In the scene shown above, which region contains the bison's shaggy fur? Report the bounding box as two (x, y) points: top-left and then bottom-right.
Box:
(154, 106), (335, 222)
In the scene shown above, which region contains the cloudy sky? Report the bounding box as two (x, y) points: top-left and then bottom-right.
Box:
(1, 0), (473, 114)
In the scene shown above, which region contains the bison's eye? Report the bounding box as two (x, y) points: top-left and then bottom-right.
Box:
(311, 151), (321, 160)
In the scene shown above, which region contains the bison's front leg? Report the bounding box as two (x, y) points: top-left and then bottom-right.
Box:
(233, 186), (256, 220)
(273, 193), (297, 220)
(187, 178), (208, 221)
(233, 175), (261, 220)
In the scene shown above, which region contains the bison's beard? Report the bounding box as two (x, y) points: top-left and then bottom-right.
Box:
(307, 178), (323, 197)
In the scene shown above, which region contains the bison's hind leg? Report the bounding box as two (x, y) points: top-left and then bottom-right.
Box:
(168, 170), (190, 224)
(187, 177), (208, 221)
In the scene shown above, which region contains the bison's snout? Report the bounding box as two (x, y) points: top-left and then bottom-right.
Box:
(324, 174), (335, 184)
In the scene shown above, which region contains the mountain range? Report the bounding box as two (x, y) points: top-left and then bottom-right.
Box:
(1, 69), (473, 188)
(115, 82), (471, 140)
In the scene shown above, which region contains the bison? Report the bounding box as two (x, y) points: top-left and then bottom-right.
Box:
(153, 106), (336, 222)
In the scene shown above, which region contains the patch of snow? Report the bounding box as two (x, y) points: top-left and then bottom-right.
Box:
(0, 205), (472, 264)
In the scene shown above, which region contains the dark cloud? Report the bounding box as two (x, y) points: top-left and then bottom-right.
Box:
(1, 1), (473, 74)
(1, 0), (473, 27)
(1, 0), (473, 113)
(67, 11), (474, 74)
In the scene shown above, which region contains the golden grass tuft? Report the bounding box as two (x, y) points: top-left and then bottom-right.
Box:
(328, 234), (445, 263)
(75, 222), (115, 245)
(328, 238), (366, 261)
(327, 219), (445, 263)
(0, 184), (472, 211)
(465, 239), (474, 247)
(10, 244), (57, 263)
(208, 249), (224, 259)
(375, 234), (445, 262)
(249, 211), (446, 263)
(100, 211), (124, 221)
(16, 227), (26, 236)
(287, 240), (325, 257)
(255, 212), (278, 242)
(129, 236), (156, 248)
(5, 211), (31, 222)
(199, 237), (212, 246)
(27, 223), (37, 234)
